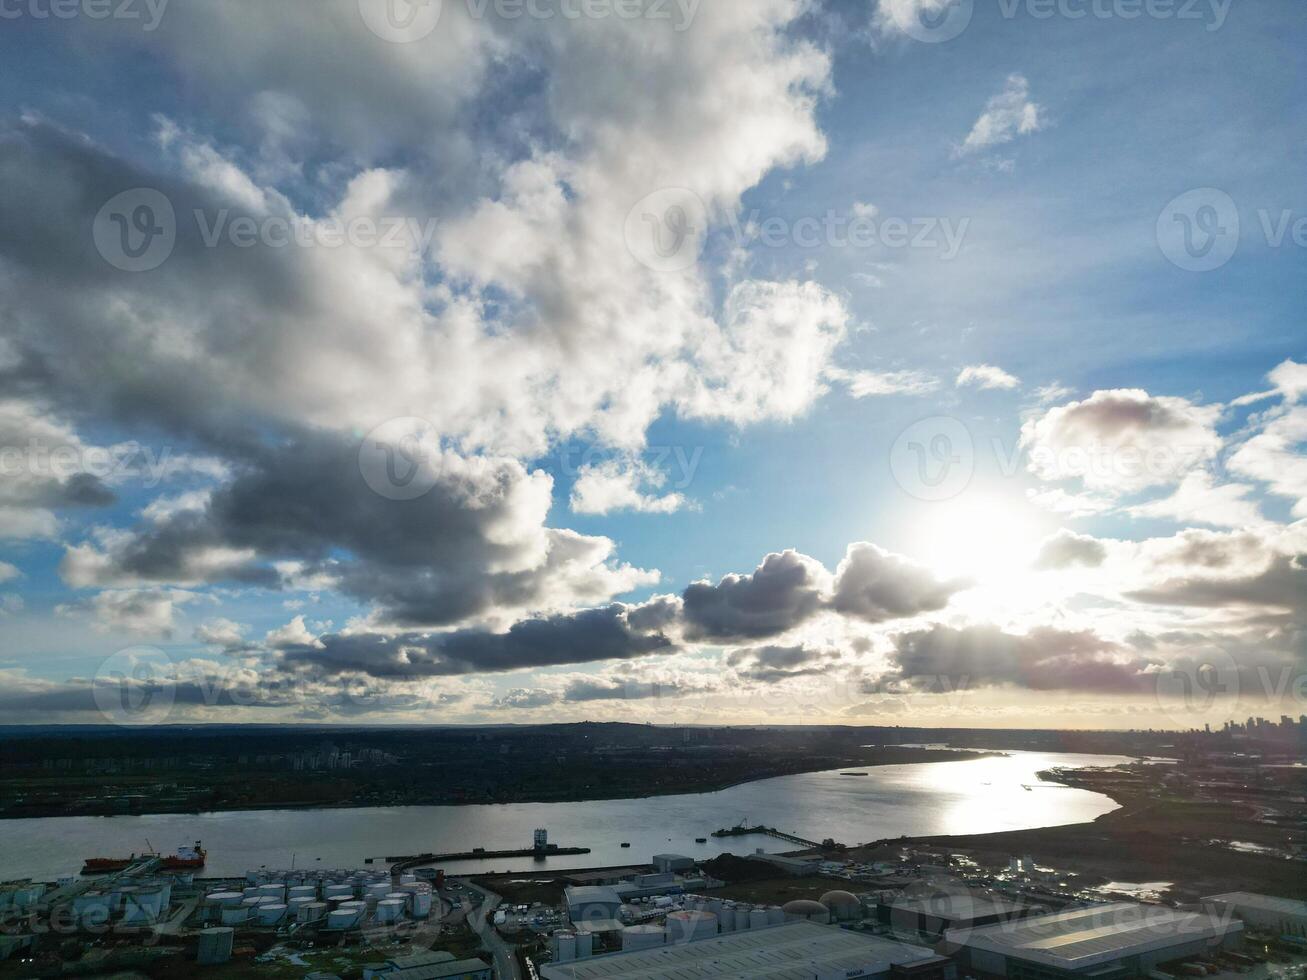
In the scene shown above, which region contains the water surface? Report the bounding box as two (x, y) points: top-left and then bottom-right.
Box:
(0, 751), (1124, 880)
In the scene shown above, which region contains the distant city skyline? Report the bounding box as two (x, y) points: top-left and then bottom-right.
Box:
(0, 0), (1304, 730)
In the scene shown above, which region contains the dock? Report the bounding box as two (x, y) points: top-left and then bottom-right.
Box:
(711, 825), (824, 848)
(387, 845), (591, 872)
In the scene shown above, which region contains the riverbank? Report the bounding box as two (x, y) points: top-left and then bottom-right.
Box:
(0, 745), (993, 820)
(857, 764), (1307, 902)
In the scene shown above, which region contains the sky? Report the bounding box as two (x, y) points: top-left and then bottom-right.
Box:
(0, 0), (1303, 730)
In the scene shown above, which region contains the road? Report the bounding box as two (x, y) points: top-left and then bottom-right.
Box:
(460, 880), (522, 980)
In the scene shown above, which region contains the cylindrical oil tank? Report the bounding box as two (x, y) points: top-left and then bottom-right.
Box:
(718, 906), (736, 932)
(576, 932), (594, 959)
(73, 892), (111, 927)
(552, 932), (576, 963)
(366, 882), (390, 899)
(298, 902), (328, 923)
(750, 907), (770, 930)
(622, 925), (665, 951)
(767, 906), (785, 926)
(734, 905), (752, 930)
(243, 885), (261, 898)
(197, 927), (234, 965)
(327, 908), (360, 930)
(122, 888), (164, 924)
(375, 899), (405, 924)
(666, 910), (717, 944)
(325, 884), (353, 900)
(257, 903), (287, 925)
(410, 891), (433, 919)
(259, 884), (286, 900)
(289, 885), (317, 900)
(220, 906), (249, 926)
(207, 891), (243, 908)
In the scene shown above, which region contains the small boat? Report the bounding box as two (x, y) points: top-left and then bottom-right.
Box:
(83, 841), (205, 874)
(840, 772), (868, 776)
(695, 837), (707, 844)
(620, 842), (631, 848)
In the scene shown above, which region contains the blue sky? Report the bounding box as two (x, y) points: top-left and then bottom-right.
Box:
(0, 0), (1303, 728)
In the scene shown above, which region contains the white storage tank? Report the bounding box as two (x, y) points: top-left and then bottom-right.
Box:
(366, 882), (391, 899)
(576, 932), (594, 959)
(289, 885), (317, 900)
(257, 903), (287, 925)
(197, 927), (234, 965)
(718, 905), (736, 932)
(220, 906), (249, 926)
(122, 888), (165, 924)
(750, 907), (770, 930)
(73, 892), (112, 927)
(375, 899), (405, 924)
(208, 891), (243, 908)
(552, 932), (577, 963)
(259, 884), (286, 900)
(666, 910), (717, 944)
(327, 908), (360, 930)
(622, 924), (665, 951)
(298, 902), (328, 923)
(325, 884), (354, 900)
(410, 891), (433, 919)
(767, 906), (785, 926)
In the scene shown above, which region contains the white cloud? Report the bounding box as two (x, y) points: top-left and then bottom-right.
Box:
(957, 364), (1020, 390)
(570, 459), (688, 516)
(1227, 404), (1307, 518)
(829, 367), (941, 398)
(956, 74), (1043, 157)
(0, 561), (20, 584)
(1021, 389), (1222, 494)
(1127, 471), (1265, 529)
(59, 588), (202, 638)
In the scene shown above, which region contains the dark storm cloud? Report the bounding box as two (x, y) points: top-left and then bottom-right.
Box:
(728, 643), (834, 684)
(886, 624), (1161, 694)
(1128, 554), (1307, 613)
(279, 601), (677, 678)
(830, 542), (966, 623)
(681, 550), (826, 640)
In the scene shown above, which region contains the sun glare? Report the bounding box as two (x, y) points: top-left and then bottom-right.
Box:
(914, 491), (1049, 580)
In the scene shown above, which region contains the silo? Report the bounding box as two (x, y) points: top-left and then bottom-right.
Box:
(767, 906), (785, 926)
(552, 932), (576, 963)
(666, 910), (717, 944)
(749, 907), (769, 930)
(220, 905), (249, 926)
(622, 925), (665, 951)
(197, 927), (234, 966)
(576, 932), (594, 959)
(298, 902), (328, 923)
(734, 905), (752, 930)
(410, 891), (433, 919)
(718, 905), (736, 932)
(73, 892), (111, 928)
(375, 899), (405, 924)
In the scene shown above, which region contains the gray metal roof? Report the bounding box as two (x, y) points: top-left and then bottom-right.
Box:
(565, 886), (624, 906)
(538, 921), (935, 980)
(388, 958), (492, 979)
(947, 902), (1242, 971)
(1203, 893), (1307, 918)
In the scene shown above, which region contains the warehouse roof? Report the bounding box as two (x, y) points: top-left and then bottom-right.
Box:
(946, 902), (1241, 971)
(1204, 893), (1307, 917)
(887, 890), (1031, 922)
(388, 958), (492, 980)
(565, 885), (623, 906)
(538, 920), (937, 980)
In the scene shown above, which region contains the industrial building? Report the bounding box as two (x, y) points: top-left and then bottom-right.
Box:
(1203, 893), (1307, 938)
(943, 902), (1244, 980)
(538, 920), (951, 980)
(651, 854), (695, 874)
(876, 885), (1037, 939)
(565, 885), (625, 925)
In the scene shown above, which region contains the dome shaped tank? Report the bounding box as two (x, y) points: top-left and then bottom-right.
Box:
(820, 890), (861, 922)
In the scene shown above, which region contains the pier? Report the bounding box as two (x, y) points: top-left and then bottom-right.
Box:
(387, 844), (591, 872)
(710, 824), (825, 848)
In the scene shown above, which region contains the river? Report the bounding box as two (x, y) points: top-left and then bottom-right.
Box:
(0, 751), (1125, 881)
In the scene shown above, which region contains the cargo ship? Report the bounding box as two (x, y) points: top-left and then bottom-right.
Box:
(82, 841), (205, 874)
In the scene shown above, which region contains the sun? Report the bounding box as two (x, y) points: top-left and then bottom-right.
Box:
(913, 491), (1050, 580)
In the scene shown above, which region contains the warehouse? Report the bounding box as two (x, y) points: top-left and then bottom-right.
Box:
(877, 885), (1037, 939)
(1203, 893), (1307, 938)
(538, 919), (952, 980)
(564, 885), (624, 926)
(943, 902), (1244, 980)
